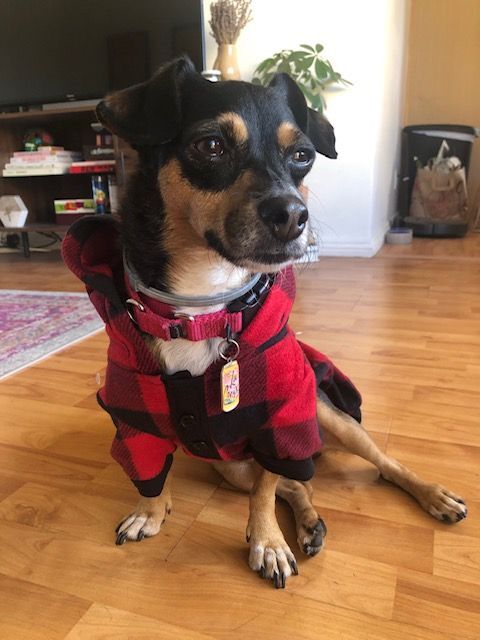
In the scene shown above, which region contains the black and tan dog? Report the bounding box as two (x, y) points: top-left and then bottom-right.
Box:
(76, 57), (467, 588)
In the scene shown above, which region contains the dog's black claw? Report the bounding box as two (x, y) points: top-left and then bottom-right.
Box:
(457, 499), (465, 505)
(303, 543), (320, 558)
(246, 534), (250, 543)
(116, 531), (128, 546)
(166, 508), (171, 515)
(137, 529), (145, 541)
(456, 510), (467, 521)
(273, 571), (281, 589)
(307, 518), (327, 538)
(290, 559), (299, 575)
(259, 565), (266, 579)
(311, 533), (324, 547)
(280, 572), (286, 588)
(318, 518), (327, 537)
(442, 514), (452, 523)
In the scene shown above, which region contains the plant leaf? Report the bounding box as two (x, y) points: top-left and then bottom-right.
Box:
(291, 51), (309, 64)
(252, 42), (352, 102)
(315, 58), (330, 80)
(254, 57), (274, 74)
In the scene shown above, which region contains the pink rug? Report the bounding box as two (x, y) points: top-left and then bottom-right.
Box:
(0, 290), (103, 379)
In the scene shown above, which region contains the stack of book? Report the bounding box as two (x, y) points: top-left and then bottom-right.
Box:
(2, 147), (82, 176)
(69, 159), (116, 174)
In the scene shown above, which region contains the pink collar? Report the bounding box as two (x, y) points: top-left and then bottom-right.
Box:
(123, 265), (270, 342)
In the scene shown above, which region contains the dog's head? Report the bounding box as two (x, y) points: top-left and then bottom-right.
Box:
(97, 57), (336, 272)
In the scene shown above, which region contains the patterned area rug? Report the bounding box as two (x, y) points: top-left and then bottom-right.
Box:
(0, 290), (103, 379)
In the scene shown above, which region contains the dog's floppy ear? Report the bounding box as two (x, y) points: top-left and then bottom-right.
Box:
(96, 57), (196, 146)
(269, 73), (337, 159)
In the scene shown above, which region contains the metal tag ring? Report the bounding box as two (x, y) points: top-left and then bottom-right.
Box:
(126, 298), (145, 324)
(218, 338), (240, 362)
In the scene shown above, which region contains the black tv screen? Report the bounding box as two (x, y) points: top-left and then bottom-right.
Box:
(0, 0), (204, 108)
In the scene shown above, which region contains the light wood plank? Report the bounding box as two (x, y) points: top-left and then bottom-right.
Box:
(394, 568), (480, 639)
(0, 573), (89, 640)
(434, 531), (480, 586)
(64, 603), (216, 640)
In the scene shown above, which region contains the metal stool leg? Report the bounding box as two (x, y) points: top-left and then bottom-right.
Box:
(21, 231), (30, 258)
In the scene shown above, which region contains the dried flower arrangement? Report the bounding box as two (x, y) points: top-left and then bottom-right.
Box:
(209, 0), (253, 45)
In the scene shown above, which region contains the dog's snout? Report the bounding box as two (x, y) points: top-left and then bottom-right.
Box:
(258, 196), (308, 242)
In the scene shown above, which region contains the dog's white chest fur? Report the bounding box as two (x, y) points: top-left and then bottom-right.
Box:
(148, 335), (223, 377)
(146, 251), (249, 377)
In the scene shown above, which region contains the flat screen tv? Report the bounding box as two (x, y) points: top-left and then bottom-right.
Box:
(0, 0), (204, 109)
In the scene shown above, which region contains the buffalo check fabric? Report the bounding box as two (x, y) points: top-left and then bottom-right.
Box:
(63, 216), (362, 497)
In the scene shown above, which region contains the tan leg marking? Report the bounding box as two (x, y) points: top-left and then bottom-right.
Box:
(317, 397), (468, 523)
(115, 477), (173, 545)
(213, 459), (327, 558)
(212, 459), (256, 492)
(246, 469), (297, 588)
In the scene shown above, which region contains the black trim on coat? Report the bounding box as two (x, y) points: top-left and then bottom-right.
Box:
(133, 453), (174, 497)
(252, 450), (316, 481)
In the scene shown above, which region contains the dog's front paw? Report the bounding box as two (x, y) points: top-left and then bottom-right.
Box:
(420, 484), (467, 523)
(115, 495), (172, 545)
(246, 525), (298, 588)
(296, 514), (327, 557)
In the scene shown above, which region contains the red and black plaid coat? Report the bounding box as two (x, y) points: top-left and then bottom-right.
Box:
(63, 217), (361, 497)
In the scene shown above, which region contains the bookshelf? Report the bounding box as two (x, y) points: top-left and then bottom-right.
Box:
(0, 105), (135, 234)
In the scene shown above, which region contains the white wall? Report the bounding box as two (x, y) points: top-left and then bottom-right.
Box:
(202, 0), (409, 256)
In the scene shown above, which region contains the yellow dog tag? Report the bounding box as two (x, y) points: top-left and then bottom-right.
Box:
(221, 359), (240, 412)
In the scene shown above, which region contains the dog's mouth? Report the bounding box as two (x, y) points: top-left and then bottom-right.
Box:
(204, 230), (307, 271)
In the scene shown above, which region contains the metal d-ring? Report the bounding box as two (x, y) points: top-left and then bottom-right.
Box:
(125, 298), (145, 324)
(218, 338), (240, 362)
(174, 311), (194, 322)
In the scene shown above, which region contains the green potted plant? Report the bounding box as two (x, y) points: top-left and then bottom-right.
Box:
(252, 43), (351, 113)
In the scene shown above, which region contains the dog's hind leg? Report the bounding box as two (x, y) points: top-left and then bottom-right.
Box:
(317, 396), (468, 523)
(212, 460), (256, 492)
(275, 478), (327, 557)
(115, 476), (173, 545)
(213, 460), (326, 562)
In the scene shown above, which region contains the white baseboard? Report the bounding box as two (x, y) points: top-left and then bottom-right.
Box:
(312, 225), (388, 258)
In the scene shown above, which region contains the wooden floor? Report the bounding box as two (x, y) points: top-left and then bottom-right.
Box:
(0, 235), (479, 640)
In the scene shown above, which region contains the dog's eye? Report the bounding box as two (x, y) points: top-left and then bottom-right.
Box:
(292, 149), (313, 165)
(194, 136), (225, 158)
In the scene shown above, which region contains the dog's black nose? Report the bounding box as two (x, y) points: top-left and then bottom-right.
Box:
(258, 196), (308, 242)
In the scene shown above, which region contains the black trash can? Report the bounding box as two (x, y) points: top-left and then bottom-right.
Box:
(397, 124), (477, 237)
